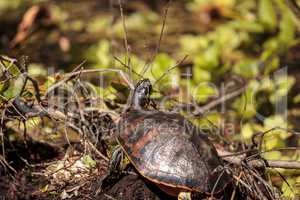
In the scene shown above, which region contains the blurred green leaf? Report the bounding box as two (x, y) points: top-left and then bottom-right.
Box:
(44, 76), (56, 89)
(191, 112), (221, 129)
(259, 77), (274, 92)
(231, 20), (265, 33)
(193, 67), (211, 82)
(281, 178), (296, 199)
(263, 115), (291, 140)
(86, 40), (112, 68)
(193, 82), (217, 103)
(233, 59), (258, 78)
(2, 76), (24, 99)
(232, 80), (259, 118)
(269, 75), (295, 104)
(95, 85), (117, 102)
(293, 94), (300, 104)
(0, 0), (22, 11)
(0, 80), (9, 95)
(241, 123), (254, 139)
(87, 16), (113, 33)
(82, 154), (96, 169)
(263, 134), (284, 150)
(113, 12), (158, 37)
(213, 26), (242, 51)
(28, 63), (47, 77)
(180, 35), (208, 56)
(263, 56), (279, 75)
(263, 151), (282, 160)
(258, 0), (277, 31)
(278, 3), (296, 46)
(144, 53), (178, 87)
(0, 58), (21, 77)
(194, 44), (220, 70)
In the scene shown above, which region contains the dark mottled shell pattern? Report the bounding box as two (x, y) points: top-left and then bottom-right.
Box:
(117, 109), (229, 193)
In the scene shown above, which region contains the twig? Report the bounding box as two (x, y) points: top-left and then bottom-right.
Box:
(0, 155), (17, 174)
(232, 173), (252, 192)
(217, 149), (300, 169)
(104, 193), (118, 200)
(118, 0), (131, 76)
(46, 68), (134, 95)
(14, 56), (42, 103)
(0, 108), (6, 161)
(114, 56), (143, 79)
(230, 172), (243, 200)
(87, 141), (109, 162)
(193, 84), (247, 116)
(153, 55), (188, 86)
(286, 0), (300, 18)
(141, 0), (171, 76)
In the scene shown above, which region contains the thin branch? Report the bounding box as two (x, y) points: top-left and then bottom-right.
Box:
(193, 84), (247, 116)
(114, 56), (143, 79)
(217, 149), (300, 169)
(140, 0), (171, 76)
(87, 141), (109, 162)
(153, 54), (188, 86)
(0, 109), (6, 162)
(286, 0), (300, 19)
(118, 0), (131, 77)
(46, 68), (134, 95)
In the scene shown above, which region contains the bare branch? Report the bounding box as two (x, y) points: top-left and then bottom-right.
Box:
(141, 0), (171, 76)
(217, 149), (300, 169)
(193, 84), (247, 116)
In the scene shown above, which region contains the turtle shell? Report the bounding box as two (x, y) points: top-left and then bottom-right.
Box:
(117, 109), (229, 194)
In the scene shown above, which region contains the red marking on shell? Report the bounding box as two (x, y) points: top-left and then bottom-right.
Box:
(131, 128), (159, 157)
(120, 116), (145, 139)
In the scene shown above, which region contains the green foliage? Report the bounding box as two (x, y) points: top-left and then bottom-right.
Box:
(281, 178), (297, 199)
(0, 0), (23, 11)
(86, 40), (113, 68)
(193, 82), (218, 103)
(87, 16), (113, 33)
(28, 63), (48, 77)
(258, 0), (277, 31)
(233, 59), (259, 78)
(269, 75), (295, 104)
(0, 58), (23, 100)
(82, 154), (96, 169)
(112, 11), (158, 38)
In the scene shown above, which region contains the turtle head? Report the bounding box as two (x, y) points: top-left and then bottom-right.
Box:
(130, 78), (152, 109)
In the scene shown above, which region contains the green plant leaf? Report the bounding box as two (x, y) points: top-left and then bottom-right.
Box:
(232, 80), (260, 118)
(194, 44), (220, 71)
(193, 82), (217, 103)
(263, 134), (284, 150)
(258, 0), (277, 31)
(241, 123), (254, 139)
(281, 178), (296, 199)
(293, 94), (300, 104)
(233, 59), (259, 78)
(193, 67), (211, 82)
(263, 151), (282, 160)
(263, 115), (291, 140)
(269, 75), (295, 104)
(82, 154), (96, 169)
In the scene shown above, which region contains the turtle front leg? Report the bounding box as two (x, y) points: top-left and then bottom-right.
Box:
(178, 192), (192, 200)
(98, 146), (124, 192)
(109, 145), (124, 174)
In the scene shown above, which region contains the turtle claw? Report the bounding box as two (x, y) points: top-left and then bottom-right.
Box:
(178, 192), (191, 200)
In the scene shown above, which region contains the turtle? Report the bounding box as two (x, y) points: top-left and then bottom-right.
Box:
(109, 78), (230, 200)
